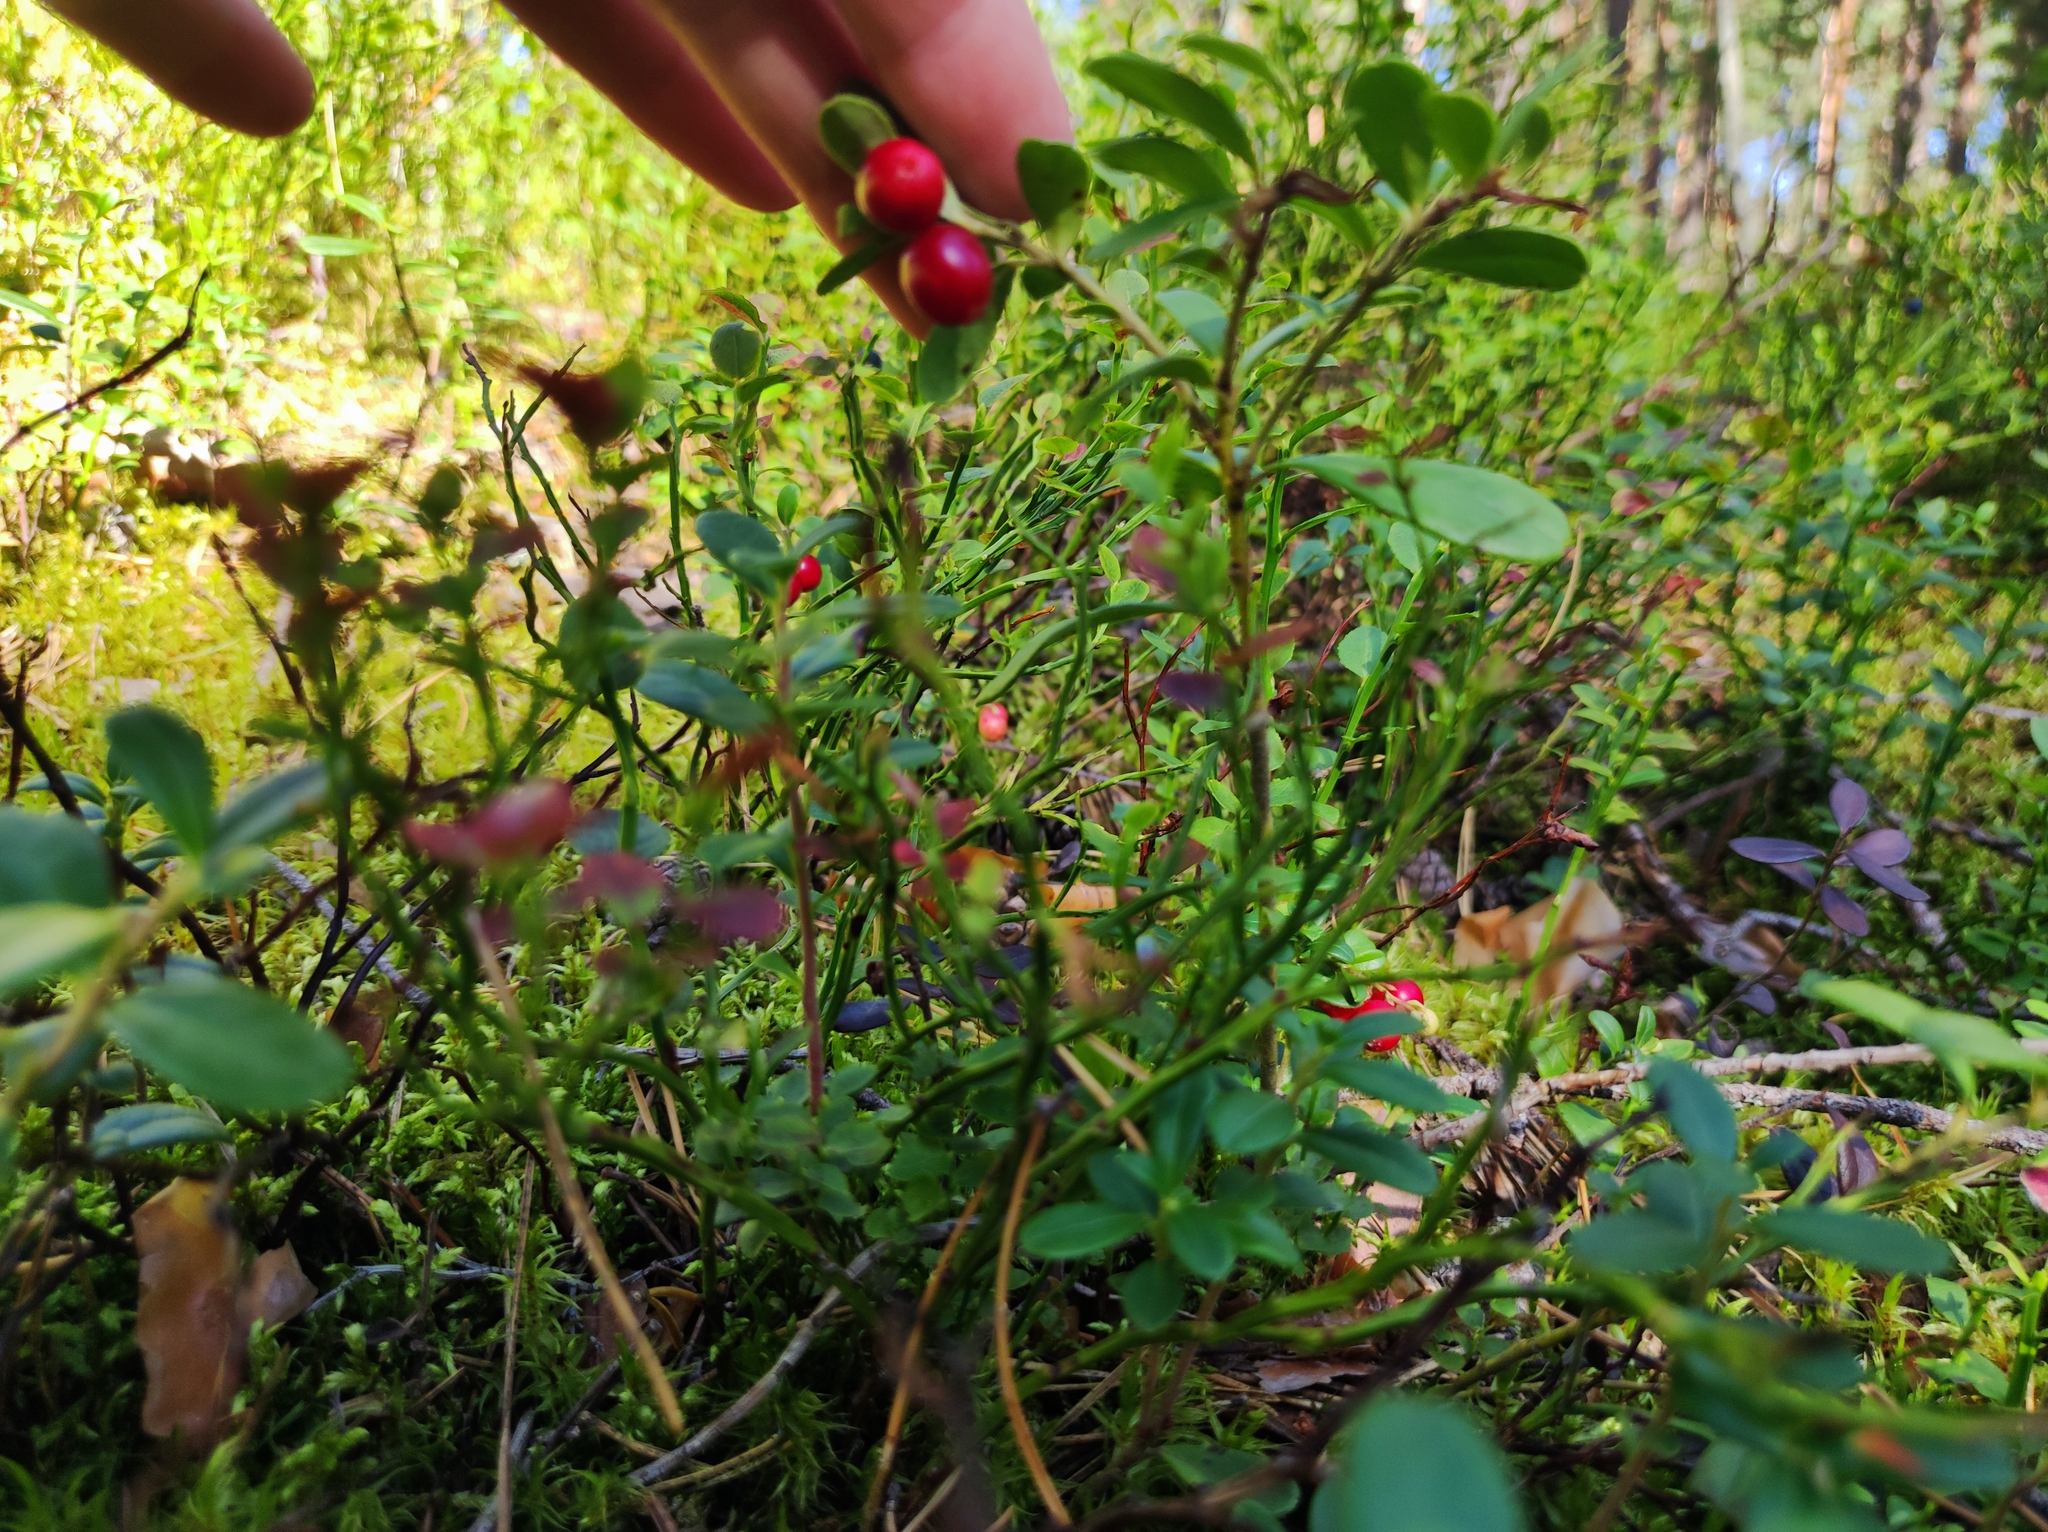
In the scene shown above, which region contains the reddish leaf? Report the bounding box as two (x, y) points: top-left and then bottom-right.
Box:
(937, 797), (978, 840)
(519, 361), (643, 448)
(2019, 1165), (2048, 1214)
(1158, 670), (1227, 712)
(1410, 657), (1446, 686)
(406, 779), (574, 869)
(563, 851), (668, 918)
(675, 887), (786, 947)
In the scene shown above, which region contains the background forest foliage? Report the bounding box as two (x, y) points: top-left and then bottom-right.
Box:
(4, 0), (2048, 1528)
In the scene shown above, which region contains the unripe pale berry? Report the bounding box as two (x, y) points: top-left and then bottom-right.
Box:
(857, 138), (946, 235)
(978, 703), (1009, 743)
(788, 553), (822, 602)
(899, 224), (992, 328)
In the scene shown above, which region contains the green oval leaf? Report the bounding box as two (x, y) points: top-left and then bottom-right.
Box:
(1647, 1057), (1738, 1162)
(1086, 53), (1255, 164)
(1301, 1116), (1437, 1193)
(0, 806), (111, 907)
(89, 1102), (228, 1160)
(1758, 1207), (1955, 1276)
(0, 904), (125, 1000)
(636, 661), (770, 735)
(106, 704), (215, 853)
(1180, 34), (1289, 95)
(1017, 138), (1093, 231)
(1314, 1393), (1525, 1532)
(1163, 1204), (1237, 1280)
(1414, 227), (1588, 291)
(1343, 58), (1434, 204)
(1287, 455), (1572, 561)
(1020, 1201), (1148, 1259)
(817, 94), (896, 175)
(1095, 135), (1235, 203)
(1206, 1088), (1298, 1153)
(1421, 92), (1498, 182)
(106, 977), (355, 1116)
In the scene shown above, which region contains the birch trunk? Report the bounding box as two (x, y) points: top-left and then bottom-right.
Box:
(1885, 0), (1942, 199)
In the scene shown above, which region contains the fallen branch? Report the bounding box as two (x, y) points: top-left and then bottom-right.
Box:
(630, 1240), (888, 1487)
(1416, 1042), (2048, 1154)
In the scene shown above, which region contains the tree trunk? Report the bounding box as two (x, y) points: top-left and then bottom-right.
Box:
(1669, 8), (1719, 262)
(1717, 0), (1749, 236)
(1638, 0), (1672, 218)
(1595, 0), (1633, 201)
(1812, 0), (1860, 227)
(1885, 0), (1941, 200)
(1945, 0), (1984, 175)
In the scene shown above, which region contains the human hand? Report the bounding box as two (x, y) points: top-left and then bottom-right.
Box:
(48, 0), (1071, 330)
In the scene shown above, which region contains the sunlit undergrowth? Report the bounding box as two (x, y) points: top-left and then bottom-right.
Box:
(6, 0), (2048, 1529)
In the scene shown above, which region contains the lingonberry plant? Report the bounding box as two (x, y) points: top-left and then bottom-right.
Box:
(7, 16), (2048, 1532)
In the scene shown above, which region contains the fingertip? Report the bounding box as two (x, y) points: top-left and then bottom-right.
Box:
(234, 48), (315, 137)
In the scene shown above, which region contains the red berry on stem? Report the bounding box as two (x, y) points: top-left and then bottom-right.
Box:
(900, 224), (992, 328)
(978, 703), (1009, 743)
(857, 138), (946, 234)
(788, 553), (822, 602)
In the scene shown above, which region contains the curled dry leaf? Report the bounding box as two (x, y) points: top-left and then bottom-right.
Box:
(1452, 878), (1625, 1004)
(135, 1178), (316, 1443)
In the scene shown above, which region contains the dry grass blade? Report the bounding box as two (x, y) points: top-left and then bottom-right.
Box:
(467, 912), (684, 1436)
(994, 1107), (1069, 1527)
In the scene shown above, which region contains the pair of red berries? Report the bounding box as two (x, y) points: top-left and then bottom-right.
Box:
(855, 138), (992, 329)
(1317, 979), (1426, 1054)
(787, 553), (822, 604)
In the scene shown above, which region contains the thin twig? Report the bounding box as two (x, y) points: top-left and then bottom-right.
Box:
(468, 913), (684, 1435)
(494, 1161), (535, 1532)
(0, 269), (206, 456)
(994, 1105), (1068, 1526)
(630, 1242), (889, 1486)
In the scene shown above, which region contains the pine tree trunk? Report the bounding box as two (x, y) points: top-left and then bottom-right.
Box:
(1669, 5), (1719, 261)
(1717, 0), (1749, 235)
(1637, 0), (1672, 219)
(1885, 0), (1942, 200)
(1946, 0), (1984, 175)
(1812, 0), (1860, 227)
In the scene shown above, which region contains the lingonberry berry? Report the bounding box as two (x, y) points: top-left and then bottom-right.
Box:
(1315, 980), (1425, 1054)
(788, 553), (822, 602)
(856, 138), (945, 234)
(899, 224), (992, 328)
(978, 703), (1009, 743)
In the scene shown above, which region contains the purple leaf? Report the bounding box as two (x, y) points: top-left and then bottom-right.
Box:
(1829, 779), (1870, 833)
(1857, 861), (1929, 902)
(1819, 885), (1870, 936)
(1410, 657), (1445, 685)
(1822, 1021), (1852, 1049)
(675, 887), (787, 945)
(1847, 828), (1911, 868)
(1730, 836), (1826, 865)
(1735, 982), (1778, 1016)
(1773, 861), (1819, 890)
(1158, 670), (1228, 712)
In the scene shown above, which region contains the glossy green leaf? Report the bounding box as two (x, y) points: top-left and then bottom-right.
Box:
(1415, 227), (1588, 291)
(1086, 53), (1255, 164)
(695, 509), (788, 593)
(1180, 34), (1289, 95)
(0, 806), (111, 907)
(1336, 624), (1387, 679)
(1343, 58), (1434, 203)
(1156, 288), (1229, 355)
(212, 763), (329, 853)
(1568, 1209), (1710, 1274)
(1095, 135), (1235, 203)
(817, 94), (896, 175)
(1020, 1200), (1148, 1259)
(1807, 976), (2048, 1095)
(1320, 1057), (1467, 1115)
(1313, 1392), (1524, 1532)
(1647, 1057), (1738, 1161)
(88, 1102), (228, 1160)
(106, 977), (354, 1116)
(710, 321), (764, 380)
(1206, 1088), (1298, 1153)
(1084, 196), (1237, 263)
(915, 268), (1012, 404)
(106, 705), (215, 853)
(1111, 1257), (1184, 1327)
(1163, 1203), (1237, 1280)
(636, 661), (770, 735)
(1758, 1207), (1955, 1275)
(1301, 1115), (1437, 1193)
(1017, 138), (1092, 231)
(1288, 455), (1571, 561)
(816, 240), (895, 297)
(1421, 92), (1497, 181)
(0, 903), (124, 999)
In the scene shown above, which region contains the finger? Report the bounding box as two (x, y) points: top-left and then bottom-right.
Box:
(496, 0), (796, 213)
(46, 0), (312, 137)
(826, 0), (1072, 220)
(647, 0), (930, 332)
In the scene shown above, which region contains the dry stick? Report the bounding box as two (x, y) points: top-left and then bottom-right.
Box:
(630, 1241), (889, 1487)
(993, 1107), (1069, 1527)
(494, 1161), (535, 1532)
(0, 268), (204, 456)
(1416, 1042), (2048, 1153)
(863, 1183), (992, 1532)
(466, 913), (683, 1436)
(897, 1467), (963, 1532)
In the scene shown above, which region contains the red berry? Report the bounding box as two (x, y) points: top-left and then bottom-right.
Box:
(857, 138), (946, 234)
(978, 703), (1009, 743)
(788, 553), (822, 602)
(899, 224), (992, 328)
